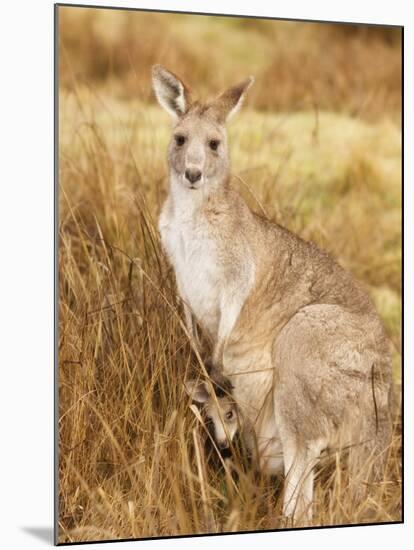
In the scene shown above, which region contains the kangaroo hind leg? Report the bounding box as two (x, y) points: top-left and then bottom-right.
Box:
(282, 435), (325, 526)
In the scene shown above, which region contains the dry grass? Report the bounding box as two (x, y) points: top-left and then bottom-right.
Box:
(59, 7), (402, 121)
(57, 6), (402, 544)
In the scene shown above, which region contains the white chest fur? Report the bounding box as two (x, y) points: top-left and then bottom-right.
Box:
(159, 199), (222, 338)
(159, 179), (256, 353)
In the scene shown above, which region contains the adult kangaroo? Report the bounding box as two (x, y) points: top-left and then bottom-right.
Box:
(152, 65), (394, 524)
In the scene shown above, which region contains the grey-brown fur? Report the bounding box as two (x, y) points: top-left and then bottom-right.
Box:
(152, 64), (394, 524)
(184, 369), (239, 452)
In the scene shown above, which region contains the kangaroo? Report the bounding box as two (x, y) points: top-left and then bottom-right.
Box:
(152, 64), (394, 524)
(184, 368), (239, 453)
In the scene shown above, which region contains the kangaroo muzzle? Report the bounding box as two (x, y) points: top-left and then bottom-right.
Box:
(217, 439), (229, 450)
(185, 168), (202, 184)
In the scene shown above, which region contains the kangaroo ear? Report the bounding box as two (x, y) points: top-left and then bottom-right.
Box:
(209, 76), (254, 123)
(184, 379), (210, 403)
(152, 64), (192, 119)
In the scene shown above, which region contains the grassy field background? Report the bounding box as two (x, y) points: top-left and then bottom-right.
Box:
(58, 6), (402, 543)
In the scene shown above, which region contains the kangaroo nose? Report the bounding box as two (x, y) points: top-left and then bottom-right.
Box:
(218, 440), (229, 451)
(185, 168), (202, 184)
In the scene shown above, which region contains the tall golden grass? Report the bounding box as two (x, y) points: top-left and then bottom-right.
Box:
(57, 7), (402, 544)
(59, 7), (402, 120)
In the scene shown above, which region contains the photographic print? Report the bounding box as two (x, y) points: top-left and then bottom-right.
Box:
(56, 3), (402, 544)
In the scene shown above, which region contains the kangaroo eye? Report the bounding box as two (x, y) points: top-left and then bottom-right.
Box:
(174, 135), (186, 146)
(225, 411), (233, 420)
(209, 139), (220, 151)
